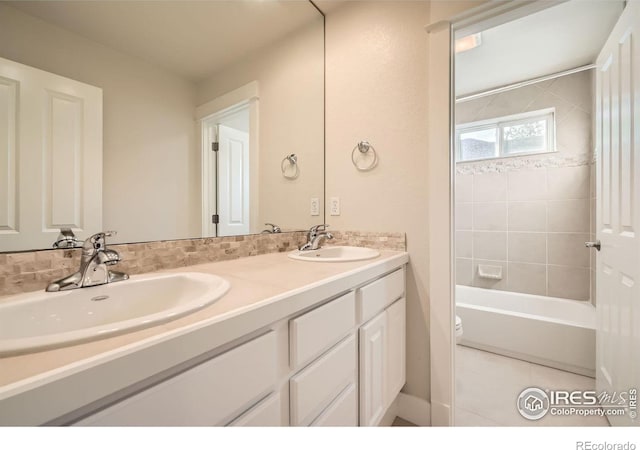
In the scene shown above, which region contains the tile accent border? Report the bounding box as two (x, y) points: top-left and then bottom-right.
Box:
(0, 230), (406, 297)
(330, 230), (406, 251)
(456, 154), (591, 175)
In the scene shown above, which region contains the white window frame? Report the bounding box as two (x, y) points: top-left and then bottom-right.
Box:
(456, 108), (556, 162)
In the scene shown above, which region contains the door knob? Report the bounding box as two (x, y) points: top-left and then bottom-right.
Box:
(585, 240), (601, 251)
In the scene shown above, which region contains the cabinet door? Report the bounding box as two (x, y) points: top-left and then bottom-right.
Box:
(385, 298), (406, 408)
(359, 311), (386, 426)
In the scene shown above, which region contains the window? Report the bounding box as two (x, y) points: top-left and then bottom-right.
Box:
(456, 109), (556, 162)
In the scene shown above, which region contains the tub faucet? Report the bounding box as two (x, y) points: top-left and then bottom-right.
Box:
(299, 224), (334, 251)
(46, 231), (129, 292)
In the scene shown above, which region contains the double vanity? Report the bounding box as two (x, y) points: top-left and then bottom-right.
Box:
(0, 244), (408, 427)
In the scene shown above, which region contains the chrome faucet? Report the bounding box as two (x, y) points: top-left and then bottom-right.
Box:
(46, 231), (129, 292)
(52, 228), (83, 249)
(262, 223), (282, 234)
(299, 224), (334, 251)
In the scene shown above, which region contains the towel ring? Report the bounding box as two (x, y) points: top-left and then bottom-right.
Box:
(352, 141), (378, 171)
(281, 154), (299, 180)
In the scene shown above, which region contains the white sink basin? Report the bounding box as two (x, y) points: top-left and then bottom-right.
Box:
(288, 246), (380, 262)
(0, 272), (230, 356)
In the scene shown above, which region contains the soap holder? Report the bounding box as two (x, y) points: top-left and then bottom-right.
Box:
(477, 264), (503, 280)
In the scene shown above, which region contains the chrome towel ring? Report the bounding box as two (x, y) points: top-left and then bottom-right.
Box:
(281, 154), (299, 180)
(352, 141), (378, 171)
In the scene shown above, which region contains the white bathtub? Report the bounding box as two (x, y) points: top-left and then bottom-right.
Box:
(456, 285), (596, 377)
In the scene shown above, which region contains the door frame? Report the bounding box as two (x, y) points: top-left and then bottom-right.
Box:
(196, 82), (259, 237)
(427, 0), (568, 426)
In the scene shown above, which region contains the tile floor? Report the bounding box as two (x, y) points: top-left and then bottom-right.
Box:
(455, 345), (609, 426)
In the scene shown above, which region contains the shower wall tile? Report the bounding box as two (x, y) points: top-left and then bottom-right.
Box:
(507, 169), (547, 201)
(547, 166), (590, 200)
(548, 199), (590, 232)
(557, 108), (592, 155)
(456, 174), (474, 203)
(456, 203), (473, 231)
(508, 202), (547, 232)
(473, 173), (507, 202)
(547, 233), (590, 268)
(456, 258), (473, 286)
(474, 202), (507, 231)
(456, 231), (473, 258)
(548, 69), (592, 112)
(473, 231), (507, 261)
(508, 232), (546, 264)
(507, 262), (546, 296)
(455, 70), (594, 303)
(548, 265), (590, 301)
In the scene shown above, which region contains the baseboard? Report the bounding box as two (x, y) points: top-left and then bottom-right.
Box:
(377, 398), (399, 426)
(430, 400), (452, 426)
(395, 393), (431, 426)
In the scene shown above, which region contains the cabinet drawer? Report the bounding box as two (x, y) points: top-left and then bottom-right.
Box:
(290, 291), (356, 369)
(358, 269), (404, 323)
(290, 334), (357, 426)
(228, 392), (283, 427)
(311, 382), (358, 427)
(75, 331), (277, 426)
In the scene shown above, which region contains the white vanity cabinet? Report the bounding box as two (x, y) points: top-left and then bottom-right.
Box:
(70, 266), (406, 427)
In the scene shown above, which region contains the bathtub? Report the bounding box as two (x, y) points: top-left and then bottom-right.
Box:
(456, 285), (596, 377)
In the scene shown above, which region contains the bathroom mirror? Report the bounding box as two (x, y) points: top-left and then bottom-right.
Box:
(0, 0), (324, 251)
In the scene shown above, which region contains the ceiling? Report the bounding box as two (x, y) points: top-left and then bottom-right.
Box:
(455, 0), (625, 96)
(5, 1), (320, 82)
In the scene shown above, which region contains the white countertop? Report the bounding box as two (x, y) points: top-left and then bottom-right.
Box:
(0, 249), (408, 425)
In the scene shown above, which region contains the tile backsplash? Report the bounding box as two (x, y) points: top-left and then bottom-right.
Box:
(0, 230), (406, 297)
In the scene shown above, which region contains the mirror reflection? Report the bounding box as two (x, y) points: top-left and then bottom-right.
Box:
(0, 0), (324, 252)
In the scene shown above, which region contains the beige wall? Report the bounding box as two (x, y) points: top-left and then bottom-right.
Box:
(0, 3), (200, 245)
(197, 20), (325, 233)
(323, 1), (431, 401)
(455, 71), (594, 301)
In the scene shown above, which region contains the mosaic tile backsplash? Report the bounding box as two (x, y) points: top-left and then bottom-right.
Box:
(0, 230), (406, 297)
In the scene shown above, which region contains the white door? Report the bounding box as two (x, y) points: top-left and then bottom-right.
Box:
(217, 124), (250, 236)
(595, 1), (639, 427)
(0, 57), (102, 252)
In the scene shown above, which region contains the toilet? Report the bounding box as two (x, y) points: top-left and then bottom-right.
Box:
(455, 315), (463, 344)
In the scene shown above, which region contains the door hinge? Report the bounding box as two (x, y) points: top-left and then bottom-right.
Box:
(211, 214), (219, 224)
(212, 142), (219, 152)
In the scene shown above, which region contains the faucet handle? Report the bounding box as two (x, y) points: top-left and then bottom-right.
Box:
(265, 223), (281, 233)
(310, 224), (329, 233)
(84, 231), (117, 251)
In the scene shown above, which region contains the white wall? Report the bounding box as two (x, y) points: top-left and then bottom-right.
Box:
(197, 20), (325, 233)
(323, 1), (431, 401)
(0, 3), (200, 245)
(321, 0), (488, 421)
